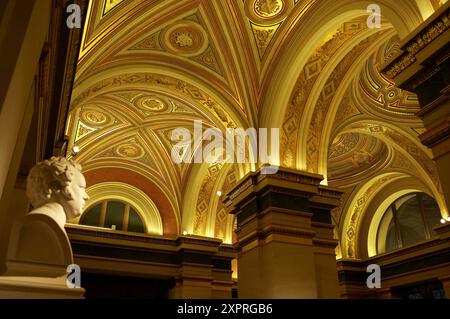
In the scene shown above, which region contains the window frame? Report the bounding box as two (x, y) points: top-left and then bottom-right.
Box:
(80, 199), (146, 233)
(376, 192), (440, 254)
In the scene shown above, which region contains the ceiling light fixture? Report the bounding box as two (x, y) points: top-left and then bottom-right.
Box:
(72, 145), (80, 156)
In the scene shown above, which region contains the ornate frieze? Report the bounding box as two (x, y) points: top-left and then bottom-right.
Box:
(71, 73), (237, 129)
(280, 17), (369, 169)
(382, 6), (450, 81)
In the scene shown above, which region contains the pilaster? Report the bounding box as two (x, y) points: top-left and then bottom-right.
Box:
(224, 167), (342, 298)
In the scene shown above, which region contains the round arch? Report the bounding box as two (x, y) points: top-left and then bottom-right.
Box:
(330, 118), (440, 201)
(82, 166), (179, 236)
(316, 30), (399, 180)
(70, 66), (251, 132)
(259, 0), (423, 133)
(79, 181), (163, 235)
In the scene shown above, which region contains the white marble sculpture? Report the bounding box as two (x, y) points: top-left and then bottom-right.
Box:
(0, 157), (87, 297)
(12, 157), (89, 276)
(26, 156), (89, 228)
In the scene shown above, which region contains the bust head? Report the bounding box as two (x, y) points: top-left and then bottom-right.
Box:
(26, 157), (89, 220)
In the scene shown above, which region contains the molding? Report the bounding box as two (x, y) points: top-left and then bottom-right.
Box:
(66, 226), (236, 281)
(381, 3), (450, 82)
(419, 116), (450, 147)
(337, 236), (450, 290)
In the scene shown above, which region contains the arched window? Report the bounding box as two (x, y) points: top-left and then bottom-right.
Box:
(80, 200), (146, 233)
(377, 192), (441, 254)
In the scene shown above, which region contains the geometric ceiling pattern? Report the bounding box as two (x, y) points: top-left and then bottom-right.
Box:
(67, 0), (447, 258)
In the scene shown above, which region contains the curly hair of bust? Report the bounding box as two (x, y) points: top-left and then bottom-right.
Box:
(26, 157), (82, 208)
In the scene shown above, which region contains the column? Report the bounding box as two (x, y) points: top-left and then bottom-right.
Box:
(211, 245), (235, 299)
(310, 189), (342, 298)
(169, 237), (234, 299)
(224, 167), (342, 298)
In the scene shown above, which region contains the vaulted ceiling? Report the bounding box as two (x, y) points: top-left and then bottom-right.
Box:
(66, 0), (448, 259)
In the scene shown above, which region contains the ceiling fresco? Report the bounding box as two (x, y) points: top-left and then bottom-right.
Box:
(66, 0), (446, 257)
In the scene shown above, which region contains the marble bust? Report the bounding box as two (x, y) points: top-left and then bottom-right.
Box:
(26, 157), (89, 228)
(12, 157), (89, 276)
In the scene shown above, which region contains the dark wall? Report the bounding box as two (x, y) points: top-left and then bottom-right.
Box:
(82, 272), (173, 299)
(391, 280), (446, 299)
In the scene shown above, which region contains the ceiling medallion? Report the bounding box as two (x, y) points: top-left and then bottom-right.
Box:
(174, 32), (193, 47)
(162, 21), (208, 57)
(80, 109), (110, 126)
(384, 89), (399, 102)
(254, 0), (284, 19)
(115, 143), (144, 159)
(134, 95), (169, 112)
(246, 0), (289, 24)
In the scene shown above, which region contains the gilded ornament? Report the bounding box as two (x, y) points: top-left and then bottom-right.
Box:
(134, 95), (168, 112)
(115, 143), (144, 159)
(163, 21), (208, 57)
(253, 0), (284, 19)
(81, 110), (109, 126)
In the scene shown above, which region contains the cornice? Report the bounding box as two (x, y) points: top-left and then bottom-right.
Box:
(381, 3), (450, 87)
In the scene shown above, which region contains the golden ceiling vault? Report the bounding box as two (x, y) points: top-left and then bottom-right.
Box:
(66, 0), (447, 259)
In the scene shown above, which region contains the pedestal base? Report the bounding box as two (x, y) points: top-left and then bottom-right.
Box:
(0, 275), (84, 298)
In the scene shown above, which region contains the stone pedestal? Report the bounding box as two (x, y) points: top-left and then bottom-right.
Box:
(0, 275), (84, 299)
(224, 167), (342, 298)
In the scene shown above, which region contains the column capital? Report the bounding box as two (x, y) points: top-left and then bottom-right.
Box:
(225, 167), (343, 298)
(224, 167), (342, 219)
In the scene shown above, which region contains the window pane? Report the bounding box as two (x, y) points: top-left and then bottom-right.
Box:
(377, 207), (399, 253)
(396, 195), (426, 246)
(128, 208), (145, 233)
(421, 193), (441, 236)
(81, 203), (101, 227)
(105, 201), (125, 230)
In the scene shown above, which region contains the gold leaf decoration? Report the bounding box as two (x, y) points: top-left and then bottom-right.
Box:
(129, 32), (161, 50)
(103, 0), (124, 16)
(190, 46), (223, 75)
(250, 21), (282, 59)
(75, 121), (97, 142)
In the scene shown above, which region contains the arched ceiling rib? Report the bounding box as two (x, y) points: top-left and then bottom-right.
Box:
(66, 0), (446, 252)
